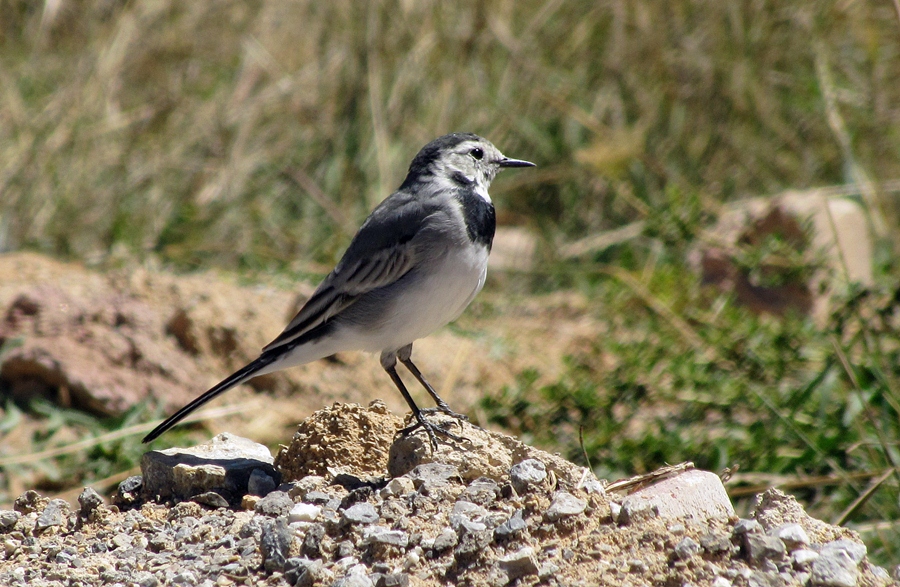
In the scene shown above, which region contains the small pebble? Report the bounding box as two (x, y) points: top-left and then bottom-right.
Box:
(674, 537), (701, 560)
(342, 503), (379, 525)
(288, 503), (321, 524)
(545, 492), (586, 521)
(509, 460), (547, 493)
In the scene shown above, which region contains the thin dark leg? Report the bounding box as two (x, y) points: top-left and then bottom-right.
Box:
(381, 351), (462, 449)
(397, 348), (469, 424)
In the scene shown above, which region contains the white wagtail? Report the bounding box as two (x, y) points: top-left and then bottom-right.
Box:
(142, 133), (534, 447)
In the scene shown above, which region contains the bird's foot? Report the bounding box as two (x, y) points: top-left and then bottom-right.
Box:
(419, 404), (469, 425)
(400, 413), (465, 450)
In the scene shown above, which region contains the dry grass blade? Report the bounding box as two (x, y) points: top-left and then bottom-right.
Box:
(833, 467), (895, 526)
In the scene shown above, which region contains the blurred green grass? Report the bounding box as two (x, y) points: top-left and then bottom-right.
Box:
(2, 0), (900, 566)
(2, 0), (898, 267)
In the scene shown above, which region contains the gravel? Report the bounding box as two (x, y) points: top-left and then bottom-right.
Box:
(0, 408), (889, 587)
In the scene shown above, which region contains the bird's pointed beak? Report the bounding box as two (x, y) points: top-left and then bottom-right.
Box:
(498, 157), (536, 168)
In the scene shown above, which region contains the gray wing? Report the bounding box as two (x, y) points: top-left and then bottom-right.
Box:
(262, 192), (446, 352)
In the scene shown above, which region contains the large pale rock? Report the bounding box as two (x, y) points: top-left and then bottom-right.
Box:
(141, 432), (279, 506)
(694, 190), (873, 321)
(616, 469), (734, 524)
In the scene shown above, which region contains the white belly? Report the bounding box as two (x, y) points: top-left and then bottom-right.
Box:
(350, 244), (489, 353)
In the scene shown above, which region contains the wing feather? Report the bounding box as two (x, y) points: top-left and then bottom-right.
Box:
(262, 193), (440, 352)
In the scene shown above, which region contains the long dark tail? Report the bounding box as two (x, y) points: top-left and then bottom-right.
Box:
(142, 354), (278, 443)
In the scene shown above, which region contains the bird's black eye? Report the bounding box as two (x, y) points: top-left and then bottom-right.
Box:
(470, 147), (484, 160)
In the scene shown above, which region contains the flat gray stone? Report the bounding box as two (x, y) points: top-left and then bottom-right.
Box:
(77, 488), (103, 518)
(509, 459), (546, 493)
(546, 492), (586, 521)
(674, 537), (701, 560)
(820, 540), (866, 564)
(462, 478), (499, 506)
(810, 550), (859, 587)
(255, 491), (293, 517)
(342, 503), (379, 525)
(745, 534), (786, 564)
(449, 501), (488, 533)
(499, 546), (539, 580)
(141, 433), (279, 505)
(0, 510), (21, 530)
(362, 526), (408, 548)
(431, 528), (458, 551)
(35, 499), (70, 532)
(494, 509), (526, 540)
(771, 523), (809, 550)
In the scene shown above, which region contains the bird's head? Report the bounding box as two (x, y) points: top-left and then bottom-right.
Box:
(401, 133), (534, 198)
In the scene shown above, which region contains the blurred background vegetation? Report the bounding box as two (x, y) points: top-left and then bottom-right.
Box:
(2, 0), (900, 565)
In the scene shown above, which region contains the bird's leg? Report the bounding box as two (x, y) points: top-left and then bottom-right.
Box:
(397, 344), (469, 424)
(381, 351), (462, 449)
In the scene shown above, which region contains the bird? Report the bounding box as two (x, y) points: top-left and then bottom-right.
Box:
(142, 133), (535, 448)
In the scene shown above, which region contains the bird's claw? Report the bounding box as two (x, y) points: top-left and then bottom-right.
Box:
(400, 413), (465, 450)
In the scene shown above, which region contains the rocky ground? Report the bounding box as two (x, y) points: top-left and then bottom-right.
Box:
(0, 402), (893, 587)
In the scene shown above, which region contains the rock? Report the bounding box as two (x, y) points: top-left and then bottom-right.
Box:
(751, 490), (850, 544)
(386, 416), (598, 493)
(771, 523), (809, 550)
(793, 549), (820, 567)
(362, 526), (408, 548)
(674, 537), (701, 560)
(0, 510), (21, 530)
(191, 491), (229, 509)
(691, 192), (873, 321)
(301, 523), (325, 558)
(546, 491), (586, 521)
(14, 490), (49, 514)
(35, 499), (70, 533)
(114, 475), (144, 508)
(700, 532), (732, 554)
(499, 546), (539, 580)
(288, 503), (321, 524)
(734, 518), (763, 536)
(820, 540), (866, 564)
(810, 550), (859, 587)
(406, 463), (460, 489)
(450, 501), (488, 533)
(617, 500), (659, 525)
(342, 503), (379, 525)
(380, 477), (414, 498)
(255, 491), (293, 517)
(462, 478), (499, 506)
(247, 469), (277, 497)
(510, 459), (547, 493)
(77, 488), (103, 518)
(744, 534), (786, 564)
(283, 557), (323, 587)
(431, 528), (458, 551)
(619, 469), (734, 524)
(141, 433), (279, 506)
(259, 517), (293, 572)
(374, 573), (409, 587)
(494, 509), (526, 540)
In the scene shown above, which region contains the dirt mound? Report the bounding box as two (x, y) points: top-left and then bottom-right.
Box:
(0, 403), (891, 587)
